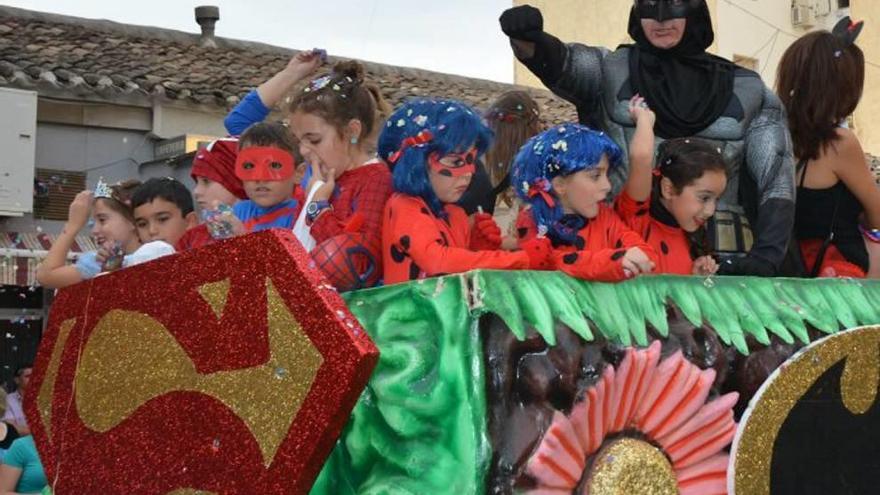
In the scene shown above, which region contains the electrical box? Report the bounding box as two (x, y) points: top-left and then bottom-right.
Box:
(791, 4), (816, 27)
(814, 0), (832, 16)
(0, 87), (37, 217)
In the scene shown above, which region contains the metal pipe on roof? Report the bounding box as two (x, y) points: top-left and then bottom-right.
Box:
(195, 6), (220, 48)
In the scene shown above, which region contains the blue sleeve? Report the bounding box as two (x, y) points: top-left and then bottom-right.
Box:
(300, 165), (312, 190)
(224, 90), (271, 136)
(3, 437), (29, 469)
(233, 201), (253, 221)
(74, 252), (102, 279)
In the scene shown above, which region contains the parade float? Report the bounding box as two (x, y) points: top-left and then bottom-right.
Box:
(24, 230), (880, 494)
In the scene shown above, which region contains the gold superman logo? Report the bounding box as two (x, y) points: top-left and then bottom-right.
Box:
(72, 278), (323, 467)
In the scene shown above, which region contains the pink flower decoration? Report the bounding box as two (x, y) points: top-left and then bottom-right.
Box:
(523, 340), (738, 494)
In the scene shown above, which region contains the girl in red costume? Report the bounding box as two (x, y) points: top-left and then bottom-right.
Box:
(379, 98), (552, 285)
(513, 124), (657, 282)
(618, 95), (727, 276)
(288, 60), (394, 290)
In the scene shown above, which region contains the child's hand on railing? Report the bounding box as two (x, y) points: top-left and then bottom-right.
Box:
(692, 255), (719, 276)
(622, 246), (655, 278)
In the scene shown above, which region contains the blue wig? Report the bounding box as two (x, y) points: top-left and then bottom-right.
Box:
(378, 98), (493, 217)
(511, 124), (622, 242)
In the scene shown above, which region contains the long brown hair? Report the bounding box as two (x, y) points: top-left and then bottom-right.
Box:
(776, 30), (864, 162)
(289, 60), (391, 144)
(484, 91), (542, 189)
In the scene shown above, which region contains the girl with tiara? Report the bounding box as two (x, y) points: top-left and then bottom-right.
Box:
(513, 124), (657, 281)
(36, 179), (174, 289)
(379, 98), (553, 285)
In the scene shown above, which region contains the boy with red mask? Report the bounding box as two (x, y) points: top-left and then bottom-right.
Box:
(231, 123), (303, 232)
(175, 138), (248, 251)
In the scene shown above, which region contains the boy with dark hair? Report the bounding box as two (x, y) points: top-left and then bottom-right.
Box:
(232, 122), (303, 232)
(131, 177), (198, 247)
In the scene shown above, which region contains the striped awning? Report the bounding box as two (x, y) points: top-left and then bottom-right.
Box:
(0, 231), (98, 286)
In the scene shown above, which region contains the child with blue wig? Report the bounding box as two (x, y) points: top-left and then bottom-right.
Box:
(379, 98), (554, 285)
(513, 124), (658, 281)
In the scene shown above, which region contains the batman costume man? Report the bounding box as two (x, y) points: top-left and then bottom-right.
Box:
(500, 0), (795, 275)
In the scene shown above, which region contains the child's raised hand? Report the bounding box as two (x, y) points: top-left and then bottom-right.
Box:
(692, 255), (719, 276)
(67, 190), (94, 229)
(621, 246), (655, 278)
(628, 95), (655, 127)
(285, 48), (327, 81)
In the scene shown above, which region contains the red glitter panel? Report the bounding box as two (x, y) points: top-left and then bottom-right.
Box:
(26, 229), (378, 494)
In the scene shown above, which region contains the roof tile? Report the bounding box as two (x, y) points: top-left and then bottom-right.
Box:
(0, 5), (578, 123)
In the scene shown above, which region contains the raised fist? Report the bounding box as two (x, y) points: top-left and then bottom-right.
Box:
(499, 4), (544, 41)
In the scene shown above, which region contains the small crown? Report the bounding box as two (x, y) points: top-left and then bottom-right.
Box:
(94, 178), (113, 199)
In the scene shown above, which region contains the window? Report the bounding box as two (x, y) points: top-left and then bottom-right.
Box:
(33, 168), (87, 221)
(732, 54), (759, 71)
(838, 0), (850, 8)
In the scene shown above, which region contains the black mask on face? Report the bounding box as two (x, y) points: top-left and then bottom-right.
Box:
(636, 0), (695, 22)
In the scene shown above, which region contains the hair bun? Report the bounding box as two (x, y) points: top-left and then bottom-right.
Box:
(332, 60), (366, 85)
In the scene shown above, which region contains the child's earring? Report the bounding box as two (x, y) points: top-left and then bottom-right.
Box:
(350, 136), (359, 145)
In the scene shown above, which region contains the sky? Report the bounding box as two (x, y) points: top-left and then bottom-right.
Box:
(2, 0), (516, 83)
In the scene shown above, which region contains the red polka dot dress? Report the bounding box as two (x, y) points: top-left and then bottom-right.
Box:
(382, 193), (530, 285)
(615, 191), (696, 275)
(515, 205), (658, 282)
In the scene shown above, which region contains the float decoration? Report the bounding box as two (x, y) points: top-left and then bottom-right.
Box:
(731, 324), (880, 495)
(312, 271), (880, 495)
(26, 230), (378, 495)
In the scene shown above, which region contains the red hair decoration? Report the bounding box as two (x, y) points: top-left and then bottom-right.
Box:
(527, 178), (555, 208)
(387, 130), (434, 165)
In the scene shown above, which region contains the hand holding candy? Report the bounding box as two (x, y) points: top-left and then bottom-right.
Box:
(202, 203), (241, 239)
(692, 255), (719, 276)
(628, 94), (655, 127)
(99, 240), (125, 272)
(285, 48), (327, 81)
(470, 212), (503, 250)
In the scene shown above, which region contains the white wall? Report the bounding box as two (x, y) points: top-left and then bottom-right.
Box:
(714, 0), (848, 87)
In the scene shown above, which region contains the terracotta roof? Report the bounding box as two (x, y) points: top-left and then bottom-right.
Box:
(0, 5), (577, 123)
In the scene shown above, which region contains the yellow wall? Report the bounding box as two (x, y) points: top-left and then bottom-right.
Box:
(512, 0), (879, 154)
(512, 0), (717, 88)
(852, 0), (880, 155)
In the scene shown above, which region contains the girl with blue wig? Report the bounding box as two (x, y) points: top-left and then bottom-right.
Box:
(379, 98), (554, 285)
(513, 124), (657, 281)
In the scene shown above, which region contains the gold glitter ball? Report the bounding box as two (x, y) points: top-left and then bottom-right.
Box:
(586, 438), (678, 495)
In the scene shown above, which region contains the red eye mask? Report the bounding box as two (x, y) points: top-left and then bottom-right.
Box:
(235, 147), (296, 181)
(428, 148), (478, 177)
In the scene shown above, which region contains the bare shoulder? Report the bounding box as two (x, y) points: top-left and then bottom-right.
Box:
(826, 128), (866, 170)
